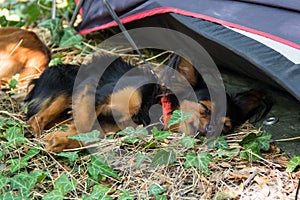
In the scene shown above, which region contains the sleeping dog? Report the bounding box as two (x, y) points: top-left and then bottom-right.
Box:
(25, 52), (160, 152)
(25, 52), (272, 152)
(0, 27), (51, 86)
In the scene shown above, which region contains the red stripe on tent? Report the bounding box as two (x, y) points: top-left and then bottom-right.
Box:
(78, 7), (300, 50)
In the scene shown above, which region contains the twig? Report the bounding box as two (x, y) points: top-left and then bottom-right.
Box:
(243, 169), (258, 187)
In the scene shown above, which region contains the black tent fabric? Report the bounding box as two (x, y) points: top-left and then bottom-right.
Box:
(75, 0), (300, 156)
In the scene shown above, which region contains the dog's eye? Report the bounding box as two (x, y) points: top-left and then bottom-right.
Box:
(200, 102), (211, 114)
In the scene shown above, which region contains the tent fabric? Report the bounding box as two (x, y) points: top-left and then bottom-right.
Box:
(77, 0), (300, 50)
(76, 0), (300, 101)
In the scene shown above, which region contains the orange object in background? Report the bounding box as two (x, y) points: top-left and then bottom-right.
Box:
(0, 27), (51, 87)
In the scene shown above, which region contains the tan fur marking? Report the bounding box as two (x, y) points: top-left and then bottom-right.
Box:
(28, 95), (71, 137)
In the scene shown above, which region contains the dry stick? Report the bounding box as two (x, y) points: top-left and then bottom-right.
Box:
(9, 39), (23, 56)
(243, 169), (259, 187)
(245, 149), (281, 168)
(273, 136), (300, 142)
(0, 111), (26, 123)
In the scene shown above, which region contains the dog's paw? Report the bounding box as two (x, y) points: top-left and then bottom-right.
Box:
(43, 131), (81, 153)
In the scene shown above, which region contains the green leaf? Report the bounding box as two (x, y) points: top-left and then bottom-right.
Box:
(286, 156), (300, 172)
(117, 127), (135, 136)
(9, 158), (28, 173)
(135, 153), (149, 169)
(54, 174), (77, 194)
(206, 136), (229, 149)
(42, 189), (64, 200)
(151, 127), (171, 141)
(23, 2), (40, 25)
(38, 18), (63, 44)
(156, 195), (167, 200)
(57, 151), (79, 164)
(135, 126), (148, 137)
(240, 142), (261, 161)
(168, 110), (192, 128)
(215, 148), (240, 159)
(149, 183), (167, 195)
(9, 78), (18, 89)
(257, 132), (272, 151)
(82, 184), (112, 200)
(49, 57), (63, 66)
(0, 174), (9, 190)
(117, 190), (134, 200)
(23, 147), (40, 160)
(6, 126), (26, 146)
(10, 171), (37, 197)
(59, 27), (83, 47)
(151, 149), (176, 167)
(180, 136), (199, 148)
(88, 156), (120, 180)
(0, 191), (23, 200)
(123, 137), (140, 144)
(184, 153), (212, 175)
(68, 130), (100, 143)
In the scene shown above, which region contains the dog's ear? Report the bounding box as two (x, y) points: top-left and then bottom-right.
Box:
(231, 89), (273, 123)
(177, 57), (198, 87)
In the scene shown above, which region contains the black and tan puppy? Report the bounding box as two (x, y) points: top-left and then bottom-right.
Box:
(25, 52), (159, 152)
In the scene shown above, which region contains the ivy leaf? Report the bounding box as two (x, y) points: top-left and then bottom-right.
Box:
(123, 137), (140, 144)
(88, 156), (120, 180)
(23, 2), (40, 25)
(57, 151), (79, 165)
(82, 184), (112, 200)
(6, 126), (26, 146)
(149, 183), (167, 195)
(256, 132), (272, 151)
(0, 174), (9, 190)
(23, 147), (40, 160)
(206, 136), (229, 149)
(10, 171), (38, 197)
(117, 189), (134, 200)
(168, 110), (192, 128)
(42, 189), (64, 200)
(240, 142), (261, 161)
(180, 136), (199, 148)
(9, 147), (40, 172)
(286, 156), (300, 172)
(156, 195), (167, 200)
(117, 127), (135, 136)
(0, 191), (23, 200)
(151, 127), (171, 141)
(38, 18), (63, 44)
(59, 27), (83, 47)
(9, 78), (18, 89)
(151, 149), (176, 167)
(215, 148), (240, 159)
(68, 130), (100, 143)
(9, 158), (28, 173)
(135, 126), (148, 137)
(55, 174), (77, 194)
(184, 153), (212, 175)
(135, 153), (149, 169)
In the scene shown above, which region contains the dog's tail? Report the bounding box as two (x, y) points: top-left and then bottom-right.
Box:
(24, 64), (79, 119)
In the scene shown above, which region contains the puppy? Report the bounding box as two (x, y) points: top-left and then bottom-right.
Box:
(0, 27), (51, 86)
(163, 54), (272, 136)
(25, 52), (159, 152)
